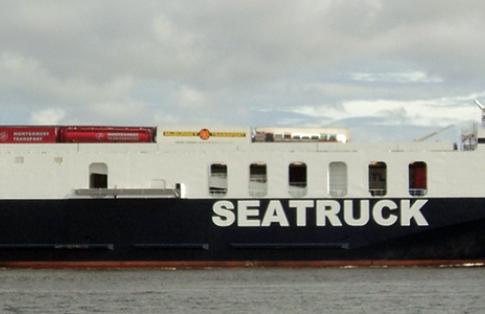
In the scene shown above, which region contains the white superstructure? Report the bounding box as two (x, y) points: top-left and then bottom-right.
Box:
(0, 121), (483, 201)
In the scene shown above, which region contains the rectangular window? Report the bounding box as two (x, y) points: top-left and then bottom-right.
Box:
(329, 162), (347, 197)
(209, 163), (228, 195)
(409, 161), (427, 196)
(249, 163), (267, 197)
(369, 162), (387, 196)
(90, 174), (107, 188)
(89, 163), (108, 188)
(289, 162), (307, 197)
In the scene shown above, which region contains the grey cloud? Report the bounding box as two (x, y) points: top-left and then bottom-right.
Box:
(0, 1), (484, 140)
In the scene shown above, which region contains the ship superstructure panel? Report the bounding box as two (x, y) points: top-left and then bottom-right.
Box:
(0, 139), (481, 199)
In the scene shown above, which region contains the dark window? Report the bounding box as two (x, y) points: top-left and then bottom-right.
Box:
(369, 162), (387, 196)
(209, 163), (227, 195)
(249, 163), (267, 197)
(409, 161), (427, 196)
(89, 163), (108, 188)
(90, 173), (107, 188)
(289, 162), (307, 196)
(265, 133), (274, 142)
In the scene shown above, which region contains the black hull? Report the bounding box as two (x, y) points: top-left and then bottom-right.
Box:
(0, 198), (484, 267)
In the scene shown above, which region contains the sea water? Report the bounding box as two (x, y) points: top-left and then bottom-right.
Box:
(0, 268), (483, 313)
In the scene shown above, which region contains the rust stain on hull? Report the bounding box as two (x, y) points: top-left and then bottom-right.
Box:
(0, 260), (484, 269)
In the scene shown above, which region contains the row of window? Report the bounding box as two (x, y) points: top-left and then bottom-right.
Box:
(209, 161), (427, 197)
(87, 161), (427, 197)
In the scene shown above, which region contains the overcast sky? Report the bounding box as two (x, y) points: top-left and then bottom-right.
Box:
(1, 0), (485, 141)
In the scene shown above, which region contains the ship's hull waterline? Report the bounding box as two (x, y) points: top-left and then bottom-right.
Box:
(0, 198), (484, 268)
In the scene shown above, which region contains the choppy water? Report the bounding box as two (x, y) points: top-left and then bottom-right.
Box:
(0, 268), (483, 314)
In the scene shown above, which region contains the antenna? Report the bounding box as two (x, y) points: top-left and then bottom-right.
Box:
(475, 99), (485, 110)
(414, 124), (454, 142)
(475, 99), (485, 125)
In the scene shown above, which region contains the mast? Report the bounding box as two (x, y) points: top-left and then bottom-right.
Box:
(474, 99), (485, 127)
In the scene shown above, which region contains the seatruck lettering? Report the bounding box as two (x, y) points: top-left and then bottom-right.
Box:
(211, 199), (429, 227)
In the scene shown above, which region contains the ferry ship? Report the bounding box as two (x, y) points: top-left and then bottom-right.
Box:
(0, 106), (484, 268)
